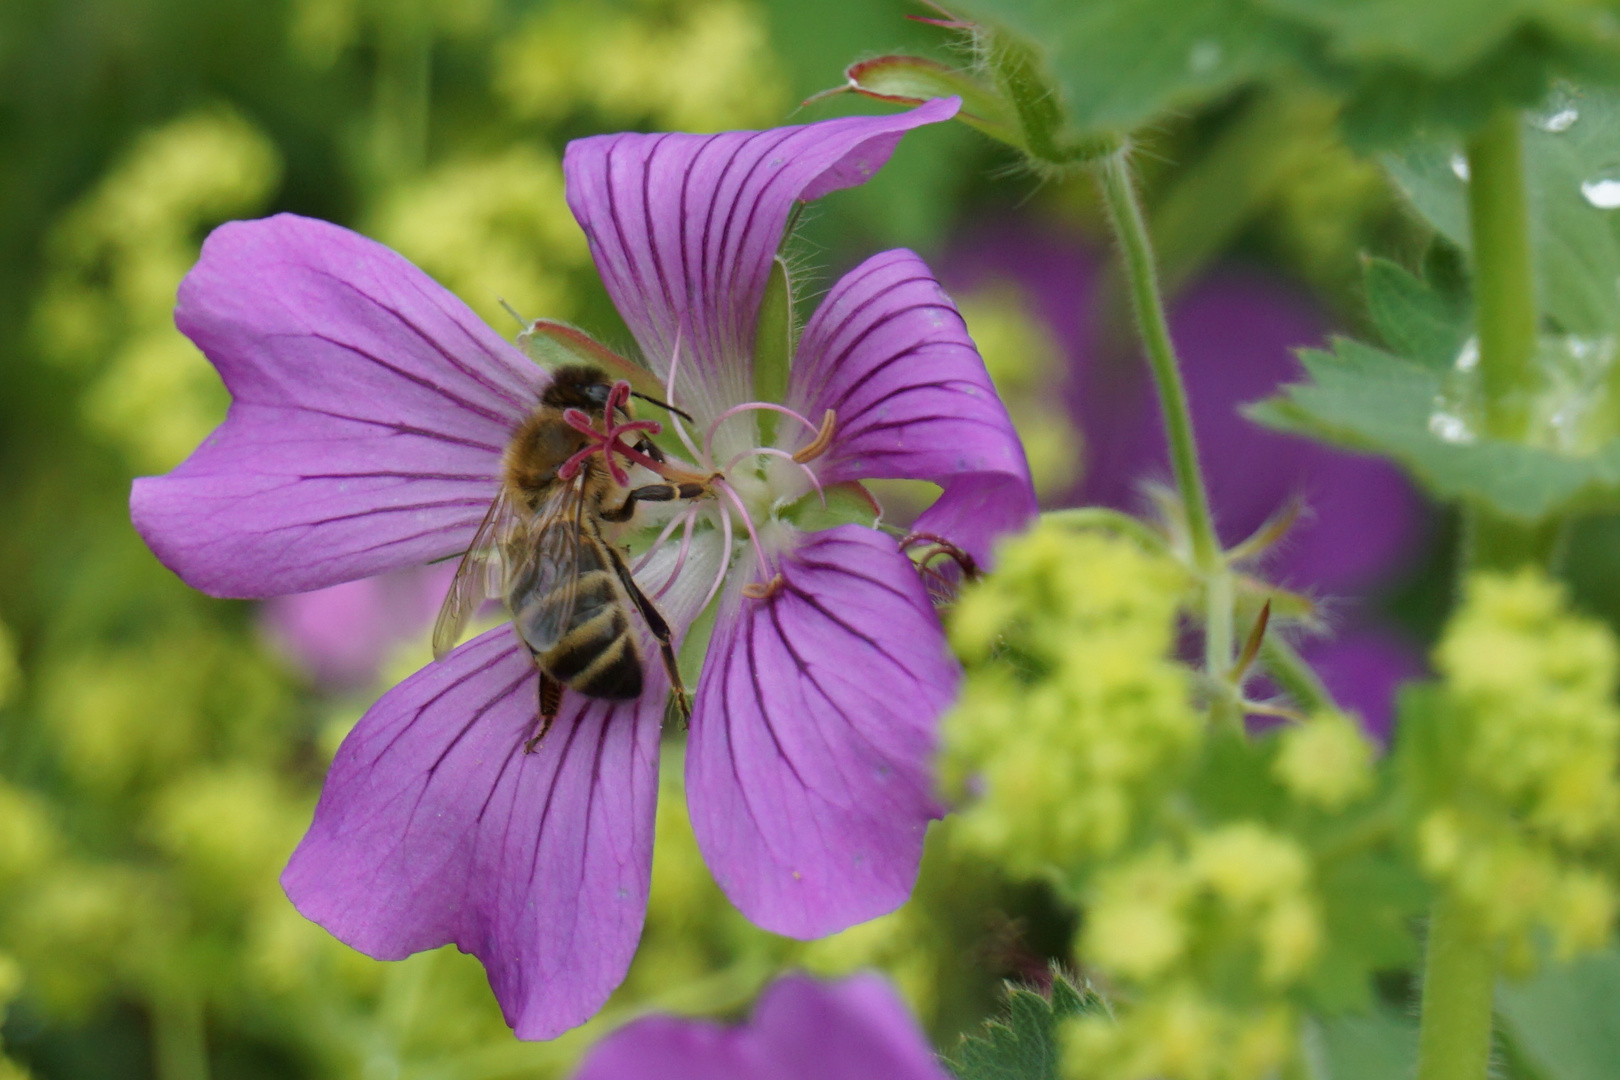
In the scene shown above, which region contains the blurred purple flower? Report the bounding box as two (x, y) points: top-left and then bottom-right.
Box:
(261, 564), (452, 689)
(572, 973), (950, 1080)
(948, 221), (1431, 736)
(130, 100), (1033, 1038)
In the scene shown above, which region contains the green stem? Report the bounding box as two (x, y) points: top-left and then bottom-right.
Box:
(1414, 108), (1537, 1080)
(1466, 109), (1538, 442)
(1415, 892), (1498, 1080)
(1259, 634), (1336, 715)
(1095, 151), (1230, 674)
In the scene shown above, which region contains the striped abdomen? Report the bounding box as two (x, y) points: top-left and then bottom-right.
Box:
(512, 535), (643, 700)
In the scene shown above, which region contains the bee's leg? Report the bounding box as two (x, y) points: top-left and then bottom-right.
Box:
(630, 434), (667, 465)
(526, 670), (563, 754)
(598, 481), (709, 523)
(607, 547), (691, 727)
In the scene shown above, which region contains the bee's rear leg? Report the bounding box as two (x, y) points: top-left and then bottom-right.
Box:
(607, 547), (691, 728)
(526, 671), (563, 754)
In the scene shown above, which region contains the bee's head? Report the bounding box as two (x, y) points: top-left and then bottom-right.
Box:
(541, 364), (617, 413)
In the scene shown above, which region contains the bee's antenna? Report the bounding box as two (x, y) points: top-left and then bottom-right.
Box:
(629, 390), (694, 423)
(498, 297), (529, 328)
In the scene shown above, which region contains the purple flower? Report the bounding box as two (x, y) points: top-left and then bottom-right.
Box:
(130, 99), (1034, 1038)
(572, 973), (951, 1080)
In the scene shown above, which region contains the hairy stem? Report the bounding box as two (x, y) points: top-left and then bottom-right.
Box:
(1466, 109), (1537, 442)
(1259, 634), (1336, 715)
(1095, 151), (1230, 674)
(1415, 892), (1498, 1080)
(1416, 106), (1539, 1080)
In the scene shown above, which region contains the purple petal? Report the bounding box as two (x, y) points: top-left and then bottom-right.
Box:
(131, 214), (542, 598)
(561, 99), (959, 421)
(788, 249), (1035, 566)
(573, 972), (950, 1080)
(281, 625), (661, 1040)
(686, 525), (954, 939)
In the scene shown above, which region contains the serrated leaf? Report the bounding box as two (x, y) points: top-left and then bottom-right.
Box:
(1250, 336), (1620, 519)
(1386, 85), (1620, 335)
(960, 0), (1308, 137)
(1498, 948), (1620, 1080)
(1363, 254), (1473, 369)
(948, 971), (1105, 1080)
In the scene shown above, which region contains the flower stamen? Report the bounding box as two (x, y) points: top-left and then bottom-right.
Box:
(791, 409), (838, 464)
(652, 505), (700, 601)
(664, 326), (706, 465)
(715, 478), (774, 582)
(742, 574), (785, 600)
(699, 497), (736, 614)
(703, 401), (821, 465)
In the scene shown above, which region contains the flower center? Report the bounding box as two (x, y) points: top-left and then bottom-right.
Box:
(574, 350), (840, 610)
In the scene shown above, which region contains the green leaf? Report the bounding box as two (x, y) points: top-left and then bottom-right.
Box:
(1498, 948), (1620, 1080)
(1257, 0), (1565, 73)
(1362, 253), (1473, 369)
(1386, 85), (1620, 335)
(1248, 335), (1620, 519)
(960, 0), (1307, 138)
(948, 971), (1106, 1080)
(1308, 1009), (1419, 1080)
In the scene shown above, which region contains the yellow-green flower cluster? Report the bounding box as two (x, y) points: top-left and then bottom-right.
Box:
(1066, 824), (1321, 1080)
(495, 0), (788, 134)
(1416, 569), (1620, 965)
(32, 108), (280, 470)
(941, 525), (1198, 881)
(1273, 711), (1375, 812)
(370, 145), (590, 330)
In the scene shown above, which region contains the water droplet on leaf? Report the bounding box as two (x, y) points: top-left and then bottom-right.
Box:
(1580, 174), (1620, 209)
(1534, 107), (1579, 133)
(1428, 408), (1476, 444)
(1455, 337), (1479, 372)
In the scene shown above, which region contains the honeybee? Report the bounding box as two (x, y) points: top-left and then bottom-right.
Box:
(432, 364), (707, 751)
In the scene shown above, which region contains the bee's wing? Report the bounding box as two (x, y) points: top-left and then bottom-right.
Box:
(431, 491), (521, 661)
(504, 476), (590, 656)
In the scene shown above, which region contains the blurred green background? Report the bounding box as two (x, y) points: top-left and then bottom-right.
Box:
(0, 0), (1513, 1076)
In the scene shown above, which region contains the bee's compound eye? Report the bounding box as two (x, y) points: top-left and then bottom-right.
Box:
(584, 384), (611, 407)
